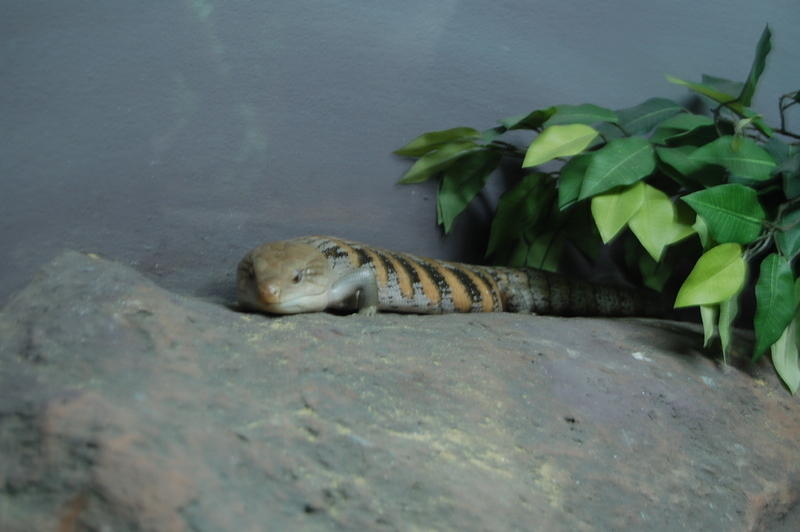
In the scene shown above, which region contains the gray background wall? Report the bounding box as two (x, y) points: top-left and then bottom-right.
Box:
(2, 0), (798, 305)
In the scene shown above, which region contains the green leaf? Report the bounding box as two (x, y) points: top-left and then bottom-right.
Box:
(778, 153), (800, 198)
(689, 136), (776, 181)
(616, 98), (683, 134)
(655, 146), (726, 187)
(398, 141), (479, 183)
(486, 173), (553, 256)
(499, 107), (556, 130)
(667, 74), (736, 103)
(775, 206), (800, 259)
(701, 74), (745, 99)
(590, 182), (645, 243)
(628, 184), (695, 261)
(543, 104), (618, 127)
(738, 25), (772, 107)
(719, 292), (740, 363)
(692, 215), (712, 249)
(638, 252), (671, 291)
(558, 154), (591, 210)
(771, 316), (800, 394)
(674, 243), (746, 308)
(700, 305), (719, 347)
(579, 137), (656, 199)
(395, 127), (479, 157)
(522, 124), (598, 168)
(436, 150), (501, 233)
(753, 253), (796, 360)
(682, 184), (765, 245)
(650, 113), (715, 144)
(525, 230), (564, 272)
(666, 75), (773, 137)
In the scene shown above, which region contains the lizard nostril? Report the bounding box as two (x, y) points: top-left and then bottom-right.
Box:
(259, 283), (280, 302)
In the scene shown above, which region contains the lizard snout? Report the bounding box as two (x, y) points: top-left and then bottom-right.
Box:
(259, 283), (282, 304)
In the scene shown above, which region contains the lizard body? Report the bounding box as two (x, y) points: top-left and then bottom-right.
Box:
(237, 236), (665, 317)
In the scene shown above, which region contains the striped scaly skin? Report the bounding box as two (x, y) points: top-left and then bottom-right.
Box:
(237, 236), (666, 317)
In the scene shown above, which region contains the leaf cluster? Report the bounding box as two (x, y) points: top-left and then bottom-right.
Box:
(394, 26), (800, 393)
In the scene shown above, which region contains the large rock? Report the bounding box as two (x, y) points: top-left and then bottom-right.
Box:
(0, 251), (798, 531)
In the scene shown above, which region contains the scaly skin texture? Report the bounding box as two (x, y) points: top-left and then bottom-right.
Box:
(237, 236), (665, 317)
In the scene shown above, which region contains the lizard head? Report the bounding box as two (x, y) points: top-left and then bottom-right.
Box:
(237, 241), (331, 314)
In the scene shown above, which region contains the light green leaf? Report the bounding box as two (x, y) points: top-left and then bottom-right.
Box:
(690, 136), (776, 181)
(700, 305), (719, 347)
(674, 243), (746, 308)
(558, 154), (591, 210)
(719, 292), (740, 364)
(771, 317), (800, 394)
(499, 107), (556, 130)
(739, 25), (772, 107)
(753, 254), (796, 360)
(692, 215), (712, 249)
(628, 184), (695, 261)
(522, 124), (598, 168)
(436, 150), (501, 233)
(682, 184), (765, 245)
(590, 182), (645, 243)
(579, 137), (656, 199)
(543, 104), (618, 127)
(616, 98), (683, 134)
(394, 127), (479, 157)
(398, 141), (479, 183)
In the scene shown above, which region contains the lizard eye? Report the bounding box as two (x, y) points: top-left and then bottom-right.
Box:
(292, 269), (305, 283)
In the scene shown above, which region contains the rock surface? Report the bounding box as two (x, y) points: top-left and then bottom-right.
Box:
(1, 251), (798, 531)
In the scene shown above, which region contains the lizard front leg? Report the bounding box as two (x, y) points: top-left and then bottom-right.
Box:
(327, 266), (380, 315)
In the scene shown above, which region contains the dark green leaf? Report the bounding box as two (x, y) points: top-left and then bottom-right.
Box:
(775, 206), (800, 259)
(701, 74), (744, 100)
(666, 75), (773, 136)
(738, 25), (772, 106)
(656, 146), (725, 187)
(499, 107), (556, 130)
(781, 154), (800, 198)
(394, 127), (480, 157)
(578, 137), (656, 199)
(486, 173), (554, 256)
(558, 154), (591, 210)
(639, 252), (672, 292)
(616, 98), (683, 134)
(682, 184), (765, 245)
(398, 142), (479, 183)
(436, 150), (502, 233)
(689, 136), (776, 181)
(524, 229), (564, 272)
(543, 104), (618, 126)
(650, 113), (715, 145)
(771, 314), (800, 394)
(753, 253), (795, 360)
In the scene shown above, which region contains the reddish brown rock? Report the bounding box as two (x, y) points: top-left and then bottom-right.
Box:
(1, 251), (798, 531)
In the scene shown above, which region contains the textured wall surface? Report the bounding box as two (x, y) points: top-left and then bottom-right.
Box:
(2, 1), (798, 304)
